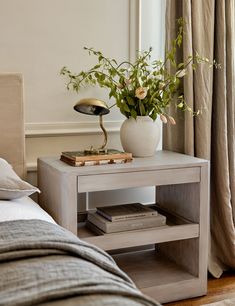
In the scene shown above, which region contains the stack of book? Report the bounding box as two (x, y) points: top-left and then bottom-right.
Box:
(60, 149), (132, 167)
(86, 203), (166, 235)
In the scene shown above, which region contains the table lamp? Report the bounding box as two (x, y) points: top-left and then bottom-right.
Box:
(74, 98), (110, 154)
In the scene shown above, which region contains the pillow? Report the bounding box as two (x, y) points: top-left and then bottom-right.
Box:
(0, 158), (40, 200)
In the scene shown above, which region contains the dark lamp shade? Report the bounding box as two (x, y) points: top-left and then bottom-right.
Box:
(74, 98), (110, 116)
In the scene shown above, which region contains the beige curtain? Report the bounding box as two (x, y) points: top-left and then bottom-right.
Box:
(164, 0), (235, 277)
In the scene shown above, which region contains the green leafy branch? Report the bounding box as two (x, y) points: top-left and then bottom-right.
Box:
(60, 18), (219, 123)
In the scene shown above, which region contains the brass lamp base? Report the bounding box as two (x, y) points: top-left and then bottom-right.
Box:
(84, 147), (108, 155)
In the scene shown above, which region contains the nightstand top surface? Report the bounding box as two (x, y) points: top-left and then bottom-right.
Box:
(38, 150), (208, 176)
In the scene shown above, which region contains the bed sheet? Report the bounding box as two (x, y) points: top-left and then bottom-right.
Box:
(0, 196), (56, 224)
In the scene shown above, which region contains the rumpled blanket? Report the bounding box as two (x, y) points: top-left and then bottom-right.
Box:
(0, 219), (160, 306)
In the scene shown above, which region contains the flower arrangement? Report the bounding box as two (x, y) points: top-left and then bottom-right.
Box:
(61, 18), (218, 124)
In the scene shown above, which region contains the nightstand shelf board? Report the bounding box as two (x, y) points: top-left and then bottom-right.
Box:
(78, 209), (199, 251)
(114, 249), (204, 303)
(79, 223), (199, 251)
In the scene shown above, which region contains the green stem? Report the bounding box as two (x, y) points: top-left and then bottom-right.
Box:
(149, 89), (163, 104)
(116, 61), (135, 69)
(163, 57), (193, 87)
(85, 47), (125, 78)
(108, 102), (117, 109)
(138, 100), (142, 116)
(75, 70), (119, 86)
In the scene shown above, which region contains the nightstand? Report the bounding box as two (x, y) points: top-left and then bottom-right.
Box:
(38, 150), (209, 304)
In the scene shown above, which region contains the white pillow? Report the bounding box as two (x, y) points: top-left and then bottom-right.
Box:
(0, 196), (56, 224)
(0, 158), (40, 200)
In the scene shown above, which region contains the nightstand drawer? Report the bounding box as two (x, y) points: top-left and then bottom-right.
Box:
(77, 167), (200, 192)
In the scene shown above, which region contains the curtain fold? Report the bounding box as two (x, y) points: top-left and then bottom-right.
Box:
(164, 0), (235, 278)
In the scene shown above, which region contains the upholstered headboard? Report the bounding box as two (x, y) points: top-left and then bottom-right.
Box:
(0, 73), (25, 178)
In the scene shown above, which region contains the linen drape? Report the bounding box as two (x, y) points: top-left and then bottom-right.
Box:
(164, 0), (235, 277)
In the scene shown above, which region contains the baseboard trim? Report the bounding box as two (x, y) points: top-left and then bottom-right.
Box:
(27, 163), (37, 172)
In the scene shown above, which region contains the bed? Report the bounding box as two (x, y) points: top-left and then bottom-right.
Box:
(0, 73), (160, 306)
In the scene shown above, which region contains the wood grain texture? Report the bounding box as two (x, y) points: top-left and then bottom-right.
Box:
(156, 183), (201, 278)
(198, 164), (210, 290)
(37, 152), (209, 303)
(156, 239), (200, 277)
(155, 163), (209, 298)
(39, 151), (208, 176)
(114, 249), (204, 304)
(156, 182), (200, 222)
(165, 271), (235, 306)
(78, 167), (200, 192)
(81, 223), (199, 251)
(38, 159), (78, 234)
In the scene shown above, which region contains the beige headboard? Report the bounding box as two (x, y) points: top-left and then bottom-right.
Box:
(0, 73), (25, 178)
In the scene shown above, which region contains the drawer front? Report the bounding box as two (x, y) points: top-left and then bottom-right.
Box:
(78, 167), (200, 192)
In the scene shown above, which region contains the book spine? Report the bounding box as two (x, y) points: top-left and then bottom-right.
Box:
(87, 214), (107, 232)
(62, 152), (132, 162)
(86, 221), (105, 235)
(96, 210), (158, 222)
(105, 217), (166, 233)
(61, 155), (83, 166)
(60, 155), (76, 166)
(88, 213), (166, 234)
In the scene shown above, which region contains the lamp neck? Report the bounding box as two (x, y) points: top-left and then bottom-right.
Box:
(99, 115), (108, 150)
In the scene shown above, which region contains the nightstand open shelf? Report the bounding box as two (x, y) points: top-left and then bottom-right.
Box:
(114, 248), (201, 303)
(78, 206), (199, 251)
(38, 150), (209, 303)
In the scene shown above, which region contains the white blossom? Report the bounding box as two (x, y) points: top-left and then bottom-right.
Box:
(135, 87), (148, 100)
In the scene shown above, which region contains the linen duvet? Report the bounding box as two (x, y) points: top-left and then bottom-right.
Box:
(0, 206), (160, 306)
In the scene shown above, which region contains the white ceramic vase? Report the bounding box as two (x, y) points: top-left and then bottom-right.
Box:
(120, 116), (160, 157)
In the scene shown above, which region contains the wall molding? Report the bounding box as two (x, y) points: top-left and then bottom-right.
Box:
(25, 120), (123, 137)
(129, 0), (141, 62)
(25, 1), (140, 139)
(25, 1), (141, 171)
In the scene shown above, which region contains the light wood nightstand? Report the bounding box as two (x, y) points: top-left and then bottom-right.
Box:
(38, 150), (209, 304)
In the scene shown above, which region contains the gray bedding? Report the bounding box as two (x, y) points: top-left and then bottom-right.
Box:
(0, 219), (160, 306)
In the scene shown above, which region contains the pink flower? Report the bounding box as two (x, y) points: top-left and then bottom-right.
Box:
(177, 69), (187, 78)
(124, 79), (131, 85)
(117, 83), (123, 89)
(159, 82), (165, 89)
(168, 116), (176, 125)
(160, 114), (167, 124)
(135, 87), (148, 100)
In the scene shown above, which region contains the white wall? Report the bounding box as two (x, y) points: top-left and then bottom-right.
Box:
(141, 0), (166, 151)
(0, 0), (165, 208)
(0, 0), (129, 124)
(0, 0), (137, 166)
(141, 0), (165, 60)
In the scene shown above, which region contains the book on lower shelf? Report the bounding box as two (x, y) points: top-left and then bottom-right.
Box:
(96, 203), (158, 222)
(86, 209), (166, 234)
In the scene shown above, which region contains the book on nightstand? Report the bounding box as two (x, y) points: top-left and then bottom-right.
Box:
(96, 203), (158, 222)
(87, 210), (166, 234)
(60, 149), (132, 167)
